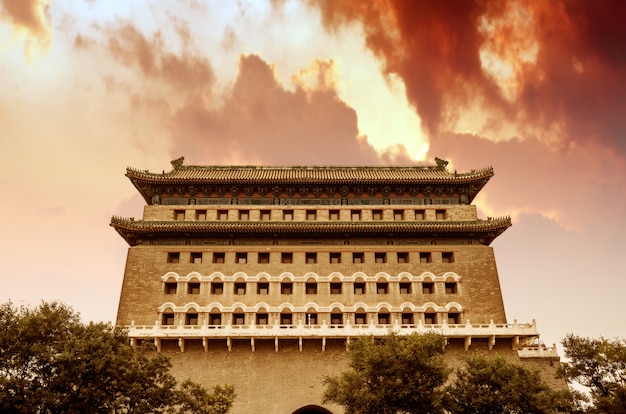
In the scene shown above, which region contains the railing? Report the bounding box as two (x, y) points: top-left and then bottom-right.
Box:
(126, 319), (539, 339)
(517, 343), (560, 358)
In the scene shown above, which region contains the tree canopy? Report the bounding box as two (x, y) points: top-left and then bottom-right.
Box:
(0, 301), (235, 414)
(444, 354), (572, 414)
(562, 334), (626, 414)
(323, 331), (574, 414)
(323, 332), (448, 414)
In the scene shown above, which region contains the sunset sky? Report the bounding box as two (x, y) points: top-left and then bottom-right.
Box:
(1, 0), (625, 349)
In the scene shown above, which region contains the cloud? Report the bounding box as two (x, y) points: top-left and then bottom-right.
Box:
(170, 54), (410, 165)
(428, 131), (626, 235)
(312, 0), (626, 157)
(75, 18), (413, 166)
(0, 0), (52, 60)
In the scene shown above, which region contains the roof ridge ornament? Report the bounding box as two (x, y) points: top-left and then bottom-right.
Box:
(171, 157), (185, 170)
(434, 157), (449, 170)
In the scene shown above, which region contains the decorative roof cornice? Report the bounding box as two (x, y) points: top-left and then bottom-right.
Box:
(110, 216), (512, 246)
(126, 157), (493, 186)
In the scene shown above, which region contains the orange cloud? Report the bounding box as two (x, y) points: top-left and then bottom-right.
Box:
(312, 0), (626, 157)
(170, 54), (410, 165)
(0, 0), (52, 60)
(74, 19), (412, 166)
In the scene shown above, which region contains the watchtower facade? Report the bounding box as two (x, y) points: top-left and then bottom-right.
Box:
(111, 158), (552, 414)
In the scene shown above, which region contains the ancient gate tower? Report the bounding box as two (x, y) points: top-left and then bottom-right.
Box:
(111, 157), (557, 414)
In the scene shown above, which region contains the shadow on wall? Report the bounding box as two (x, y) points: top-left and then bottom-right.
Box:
(292, 405), (333, 414)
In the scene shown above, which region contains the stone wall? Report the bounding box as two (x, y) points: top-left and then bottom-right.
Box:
(159, 338), (566, 414)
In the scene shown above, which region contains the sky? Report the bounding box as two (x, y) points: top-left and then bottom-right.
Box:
(1, 0), (626, 350)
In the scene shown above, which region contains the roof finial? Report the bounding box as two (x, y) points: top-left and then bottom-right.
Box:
(435, 157), (449, 170)
(171, 157), (184, 170)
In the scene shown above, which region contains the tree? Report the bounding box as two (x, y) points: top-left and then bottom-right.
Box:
(322, 332), (448, 414)
(443, 354), (573, 414)
(0, 301), (235, 414)
(562, 334), (626, 414)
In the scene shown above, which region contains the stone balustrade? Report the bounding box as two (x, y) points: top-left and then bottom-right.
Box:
(126, 318), (539, 343)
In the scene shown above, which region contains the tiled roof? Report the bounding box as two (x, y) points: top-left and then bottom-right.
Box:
(110, 216), (511, 246)
(126, 160), (494, 185)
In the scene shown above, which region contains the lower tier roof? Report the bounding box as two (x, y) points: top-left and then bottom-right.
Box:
(110, 216), (511, 246)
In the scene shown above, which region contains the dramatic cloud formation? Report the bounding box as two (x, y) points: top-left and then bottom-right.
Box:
(76, 17), (410, 165)
(313, 0), (626, 155)
(0, 0), (52, 59)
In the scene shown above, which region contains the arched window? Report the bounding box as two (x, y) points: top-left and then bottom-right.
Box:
(378, 308), (390, 325)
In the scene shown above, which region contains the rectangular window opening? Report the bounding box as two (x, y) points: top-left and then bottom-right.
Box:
(402, 313), (414, 325)
(185, 313), (198, 326)
(331, 313), (343, 325)
(218, 210), (228, 220)
(234, 282), (246, 295)
(419, 252), (432, 263)
(306, 252), (317, 264)
(378, 314), (390, 324)
(260, 210), (271, 221)
(422, 282), (434, 294)
(445, 282), (457, 294)
(351, 210), (361, 221)
(436, 209), (446, 220)
(211, 282), (223, 295)
(164, 282), (177, 295)
(329, 210), (340, 221)
(236, 252), (248, 264)
(375, 252), (386, 263)
(280, 282), (293, 295)
(399, 282), (411, 294)
(167, 252), (180, 264)
(372, 209), (383, 220)
(305, 282), (318, 295)
(393, 210), (404, 220)
(209, 313), (222, 326)
(195, 210), (207, 220)
(174, 210), (185, 221)
(355, 313), (367, 325)
(376, 282), (388, 294)
(354, 282), (366, 295)
(190, 252), (202, 264)
(424, 313), (437, 324)
(213, 252), (225, 264)
(397, 252), (409, 263)
(306, 210), (317, 221)
(415, 209), (425, 220)
(442, 252), (454, 263)
(238, 210), (250, 221)
(283, 210), (294, 221)
(257, 282), (269, 295)
(330, 282), (342, 294)
(187, 282), (200, 294)
(162, 313), (175, 325)
(233, 313), (245, 326)
(256, 314), (268, 325)
(330, 252), (341, 264)
(352, 252), (364, 264)
(280, 314), (293, 326)
(258, 252), (270, 264)
(281, 252), (293, 264)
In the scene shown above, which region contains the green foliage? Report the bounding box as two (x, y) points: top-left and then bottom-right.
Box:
(323, 332), (448, 414)
(562, 334), (626, 414)
(0, 301), (235, 414)
(443, 354), (573, 414)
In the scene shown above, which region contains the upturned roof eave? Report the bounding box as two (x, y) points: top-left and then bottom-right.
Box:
(110, 217), (511, 246)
